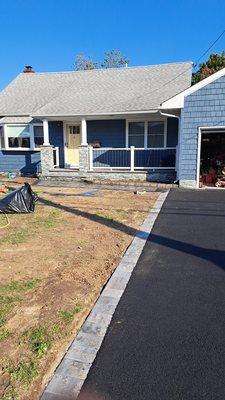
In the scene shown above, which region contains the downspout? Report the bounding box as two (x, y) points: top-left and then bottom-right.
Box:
(159, 110), (180, 183)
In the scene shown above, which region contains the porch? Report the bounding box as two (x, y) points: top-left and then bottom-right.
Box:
(41, 113), (179, 182)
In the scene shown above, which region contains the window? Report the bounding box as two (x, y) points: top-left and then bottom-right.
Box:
(33, 125), (44, 147)
(69, 125), (80, 135)
(148, 122), (165, 148)
(127, 120), (166, 148)
(128, 122), (145, 147)
(7, 125), (30, 148)
(2, 123), (44, 150)
(0, 126), (4, 148)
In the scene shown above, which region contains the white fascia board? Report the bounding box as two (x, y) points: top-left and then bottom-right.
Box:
(31, 110), (159, 119)
(161, 67), (225, 109)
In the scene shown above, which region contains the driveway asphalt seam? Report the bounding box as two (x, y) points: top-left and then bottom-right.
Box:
(41, 190), (169, 400)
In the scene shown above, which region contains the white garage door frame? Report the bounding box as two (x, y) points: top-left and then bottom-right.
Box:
(197, 126), (225, 188)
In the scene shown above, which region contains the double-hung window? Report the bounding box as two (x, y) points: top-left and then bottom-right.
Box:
(33, 125), (44, 147)
(128, 122), (145, 147)
(128, 120), (166, 148)
(147, 121), (165, 148)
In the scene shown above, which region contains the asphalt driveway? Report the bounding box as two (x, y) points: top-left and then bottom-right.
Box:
(78, 189), (225, 400)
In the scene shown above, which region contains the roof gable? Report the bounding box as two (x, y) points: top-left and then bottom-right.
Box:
(161, 67), (225, 109)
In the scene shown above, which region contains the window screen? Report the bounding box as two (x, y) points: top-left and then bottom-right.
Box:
(128, 122), (145, 147)
(148, 122), (164, 148)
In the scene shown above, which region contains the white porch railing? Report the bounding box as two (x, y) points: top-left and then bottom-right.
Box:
(89, 146), (176, 171)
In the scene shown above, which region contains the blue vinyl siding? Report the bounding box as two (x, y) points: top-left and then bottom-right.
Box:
(0, 121), (64, 175)
(87, 118), (178, 148)
(49, 121), (64, 167)
(0, 150), (41, 175)
(180, 75), (225, 182)
(87, 119), (126, 147)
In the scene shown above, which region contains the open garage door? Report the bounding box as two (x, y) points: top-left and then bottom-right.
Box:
(199, 129), (225, 187)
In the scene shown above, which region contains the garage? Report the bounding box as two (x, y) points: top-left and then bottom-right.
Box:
(161, 67), (225, 188)
(199, 129), (225, 188)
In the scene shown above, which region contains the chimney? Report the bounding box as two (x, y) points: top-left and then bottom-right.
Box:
(23, 65), (35, 73)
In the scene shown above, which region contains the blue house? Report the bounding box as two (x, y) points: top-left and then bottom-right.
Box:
(1, 62), (225, 187)
(161, 67), (225, 187)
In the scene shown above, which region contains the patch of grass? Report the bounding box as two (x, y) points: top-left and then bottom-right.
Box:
(25, 326), (52, 357)
(34, 209), (63, 228)
(0, 295), (22, 327)
(6, 359), (38, 385)
(1, 386), (17, 400)
(0, 308), (9, 327)
(115, 209), (127, 218)
(1, 208), (63, 248)
(2, 228), (30, 245)
(0, 279), (41, 327)
(0, 327), (10, 341)
(44, 210), (61, 227)
(95, 213), (115, 222)
(51, 323), (61, 336)
(0, 279), (42, 296)
(59, 303), (83, 324)
(1, 279), (42, 293)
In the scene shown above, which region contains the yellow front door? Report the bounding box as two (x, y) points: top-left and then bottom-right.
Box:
(65, 125), (80, 166)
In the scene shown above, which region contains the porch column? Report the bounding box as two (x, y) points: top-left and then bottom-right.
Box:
(81, 118), (88, 146)
(40, 145), (54, 175)
(43, 119), (50, 145)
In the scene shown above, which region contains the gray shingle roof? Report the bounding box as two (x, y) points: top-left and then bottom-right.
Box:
(0, 62), (192, 117)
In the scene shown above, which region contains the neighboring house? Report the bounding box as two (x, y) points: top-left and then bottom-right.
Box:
(1, 62), (224, 187)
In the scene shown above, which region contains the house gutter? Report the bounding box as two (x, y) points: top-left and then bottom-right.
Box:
(159, 110), (180, 119)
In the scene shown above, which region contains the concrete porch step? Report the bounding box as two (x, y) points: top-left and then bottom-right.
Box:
(41, 168), (81, 180)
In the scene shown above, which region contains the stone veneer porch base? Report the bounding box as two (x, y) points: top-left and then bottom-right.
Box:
(39, 169), (177, 189)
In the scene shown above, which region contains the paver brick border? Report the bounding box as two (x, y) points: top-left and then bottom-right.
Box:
(41, 190), (169, 400)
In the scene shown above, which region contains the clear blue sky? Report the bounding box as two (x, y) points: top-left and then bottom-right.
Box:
(1, 0), (225, 90)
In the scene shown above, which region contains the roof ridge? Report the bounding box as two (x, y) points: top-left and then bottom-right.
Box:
(20, 61), (193, 76)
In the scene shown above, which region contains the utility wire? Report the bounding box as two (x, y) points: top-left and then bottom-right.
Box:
(135, 28), (225, 100)
(193, 28), (225, 67)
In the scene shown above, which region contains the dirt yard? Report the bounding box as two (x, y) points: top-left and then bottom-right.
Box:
(0, 183), (158, 400)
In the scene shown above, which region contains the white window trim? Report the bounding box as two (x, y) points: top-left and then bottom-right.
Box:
(126, 118), (167, 149)
(0, 123), (43, 151)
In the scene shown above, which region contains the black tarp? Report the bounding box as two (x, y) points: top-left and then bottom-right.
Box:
(0, 183), (38, 213)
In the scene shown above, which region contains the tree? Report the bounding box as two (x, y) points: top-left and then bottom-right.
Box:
(192, 52), (225, 85)
(74, 54), (98, 71)
(74, 50), (129, 71)
(101, 50), (129, 69)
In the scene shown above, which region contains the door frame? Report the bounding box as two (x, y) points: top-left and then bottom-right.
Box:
(197, 126), (225, 188)
(63, 121), (81, 168)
